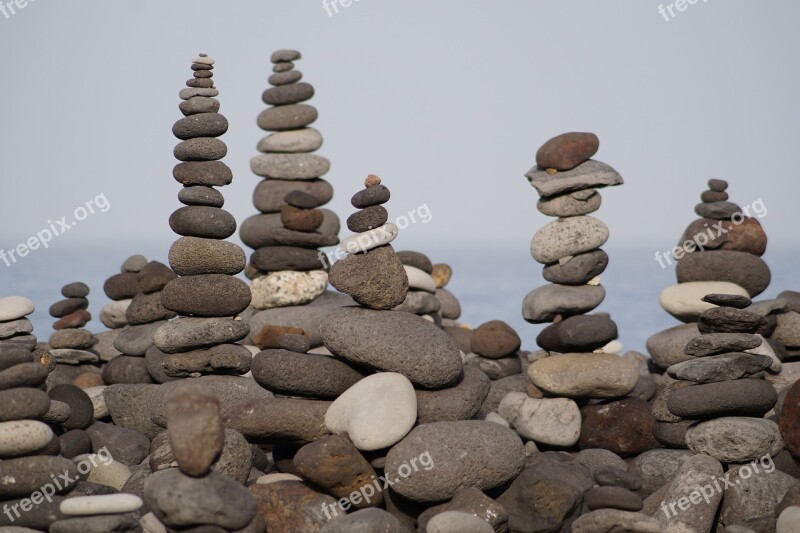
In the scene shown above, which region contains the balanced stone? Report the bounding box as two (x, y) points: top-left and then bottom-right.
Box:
(251, 153), (330, 179)
(530, 216), (609, 264)
(702, 293), (752, 308)
(168, 237), (246, 276)
(173, 161), (232, 186)
(536, 132), (600, 171)
(179, 96), (220, 115)
(536, 314), (618, 352)
(161, 274), (251, 317)
(676, 249), (771, 297)
(251, 246), (323, 271)
(542, 249), (608, 284)
(667, 378), (777, 418)
(351, 183), (390, 208)
(174, 137), (227, 161)
(0, 420), (53, 457)
(269, 70), (302, 85)
(528, 353), (638, 398)
(537, 189), (602, 217)
(328, 245), (408, 309)
(666, 353), (773, 383)
(526, 159), (624, 198)
(522, 284), (605, 323)
(172, 113), (228, 140)
(499, 393), (581, 446)
(251, 349), (363, 399)
(166, 389), (225, 477)
(340, 223), (398, 254)
(253, 180), (333, 213)
(470, 320), (521, 358)
(416, 366), (490, 424)
(347, 205), (388, 232)
(178, 185), (224, 207)
(262, 82), (315, 106)
(169, 206), (236, 239)
(686, 417), (783, 462)
(697, 306), (768, 334)
(281, 204), (324, 231)
(0, 388), (50, 421)
(684, 332), (762, 356)
(257, 104), (318, 131)
(153, 317), (249, 354)
(695, 201), (742, 219)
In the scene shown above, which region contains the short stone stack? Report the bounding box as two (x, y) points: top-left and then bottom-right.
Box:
(101, 254), (149, 331)
(153, 54), (252, 379)
(48, 282), (97, 366)
(649, 180), (774, 371)
(107, 260), (177, 385)
(241, 49), (340, 310)
(652, 293), (779, 454)
(522, 132), (621, 354)
(394, 251), (441, 322)
(0, 296), (37, 352)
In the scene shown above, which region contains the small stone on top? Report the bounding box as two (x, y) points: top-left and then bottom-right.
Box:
(365, 174), (381, 187)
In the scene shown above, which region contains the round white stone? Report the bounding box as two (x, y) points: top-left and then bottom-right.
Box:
(498, 392), (581, 446)
(99, 299), (131, 329)
(250, 270), (328, 310)
(325, 372), (417, 451)
(340, 223), (398, 255)
(60, 494), (143, 515)
(0, 296), (35, 322)
(404, 266), (437, 293)
(0, 420), (53, 457)
(659, 281), (749, 322)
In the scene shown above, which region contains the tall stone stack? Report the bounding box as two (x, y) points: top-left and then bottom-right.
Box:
(48, 282), (97, 366)
(648, 180), (774, 371)
(522, 132), (622, 354)
(240, 49), (340, 311)
(152, 54), (252, 379)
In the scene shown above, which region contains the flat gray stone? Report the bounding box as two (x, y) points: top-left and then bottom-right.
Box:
(526, 159), (623, 198)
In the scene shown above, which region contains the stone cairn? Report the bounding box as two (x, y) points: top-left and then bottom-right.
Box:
(48, 282), (96, 367)
(241, 49), (339, 312)
(152, 54), (252, 379)
(648, 180), (775, 371)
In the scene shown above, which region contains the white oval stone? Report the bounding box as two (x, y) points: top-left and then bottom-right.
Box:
(85, 386), (109, 419)
(0, 420), (53, 457)
(426, 510), (494, 533)
(659, 281), (749, 322)
(340, 223), (398, 255)
(404, 266), (437, 293)
(778, 506), (800, 533)
(100, 299), (131, 329)
(498, 392), (581, 446)
(325, 372), (417, 451)
(257, 128), (323, 153)
(60, 493), (143, 515)
(250, 270), (328, 310)
(530, 216), (609, 264)
(255, 473), (303, 484)
(0, 296), (35, 321)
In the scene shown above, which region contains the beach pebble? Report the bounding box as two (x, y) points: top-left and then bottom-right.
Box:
(328, 245), (408, 309)
(153, 317), (249, 354)
(526, 159), (623, 198)
(656, 454), (722, 531)
(777, 507), (800, 533)
(667, 353), (772, 383)
(293, 433), (383, 508)
(667, 378), (777, 418)
(167, 389), (224, 477)
(580, 398), (659, 456)
(145, 469), (256, 530)
(179, 95), (220, 115)
(161, 274), (251, 317)
(60, 494), (143, 515)
(0, 318), (33, 339)
(542, 249), (608, 285)
(340, 223), (399, 254)
(173, 137), (227, 161)
(0, 296), (35, 321)
(385, 421), (525, 502)
(351, 184), (390, 208)
(676, 249), (771, 297)
(425, 511), (493, 533)
(536, 132), (599, 171)
(684, 332), (762, 356)
(321, 308), (463, 389)
(262, 82), (315, 106)
(251, 153), (330, 179)
(48, 515), (141, 533)
(780, 379), (800, 458)
(470, 320), (521, 359)
(694, 200), (743, 219)
(404, 265), (437, 293)
(0, 456), (78, 498)
(249, 480), (339, 532)
(172, 112), (228, 140)
(173, 160), (232, 186)
(319, 508), (409, 532)
(169, 205), (236, 239)
(572, 509), (660, 533)
(416, 366), (490, 424)
(698, 306), (768, 334)
(49, 384), (93, 429)
(251, 349), (363, 399)
(253, 178), (332, 213)
(326, 372), (417, 450)
(99, 300), (131, 329)
(498, 459), (592, 531)
(585, 486), (643, 511)
(499, 392), (581, 446)
(537, 315), (618, 352)
(679, 216), (767, 256)
(774, 311), (800, 348)
(250, 270), (328, 310)
(530, 216), (609, 264)
(646, 323), (699, 368)
(537, 189), (602, 217)
(0, 420), (53, 457)
(432, 263), (453, 288)
(257, 103), (318, 131)
(686, 417), (783, 462)
(0, 387), (50, 421)
(523, 283), (605, 323)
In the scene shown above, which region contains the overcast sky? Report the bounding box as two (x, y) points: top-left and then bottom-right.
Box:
(1, 1), (798, 257)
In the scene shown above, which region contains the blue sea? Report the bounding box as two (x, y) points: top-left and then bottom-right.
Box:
(2, 244), (797, 355)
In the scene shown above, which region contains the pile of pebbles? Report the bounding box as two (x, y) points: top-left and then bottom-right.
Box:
(240, 49), (340, 310)
(48, 283), (97, 366)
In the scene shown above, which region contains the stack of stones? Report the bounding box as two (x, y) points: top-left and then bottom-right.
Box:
(394, 251), (441, 323)
(649, 180), (774, 371)
(522, 132), (622, 354)
(153, 54), (252, 379)
(0, 295), (37, 352)
(48, 282), (97, 366)
(653, 293), (779, 453)
(107, 260), (178, 385)
(101, 255), (149, 331)
(241, 49), (339, 310)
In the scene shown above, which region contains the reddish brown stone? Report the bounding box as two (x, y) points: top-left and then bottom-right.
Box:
(281, 205), (324, 232)
(536, 132), (599, 171)
(293, 434), (382, 509)
(678, 217), (767, 256)
(526, 383), (544, 399)
(579, 398), (659, 457)
(780, 379), (800, 459)
(53, 309), (91, 330)
(253, 325), (307, 350)
(250, 480), (341, 531)
(470, 320), (521, 359)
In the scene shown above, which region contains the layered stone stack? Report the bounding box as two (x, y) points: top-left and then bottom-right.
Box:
(48, 282), (97, 367)
(101, 254), (148, 330)
(240, 49), (339, 310)
(522, 132), (621, 354)
(108, 260), (177, 385)
(0, 296), (37, 352)
(152, 54), (252, 379)
(394, 251), (441, 322)
(649, 180), (774, 370)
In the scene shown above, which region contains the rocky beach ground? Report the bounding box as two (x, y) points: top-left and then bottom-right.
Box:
(1, 52), (800, 533)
